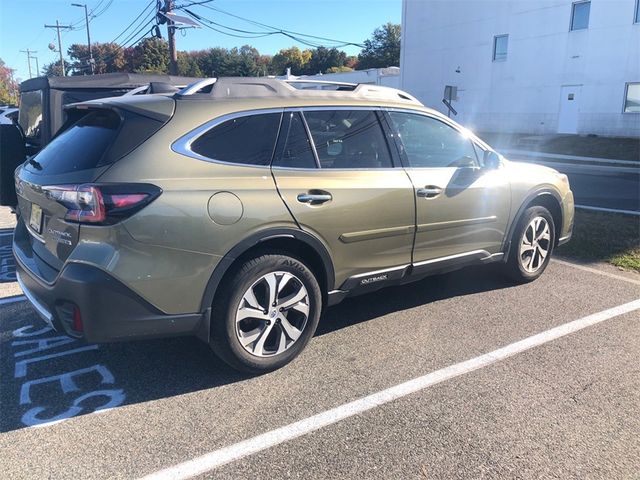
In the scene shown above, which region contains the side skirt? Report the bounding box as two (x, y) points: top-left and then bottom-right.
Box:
(327, 250), (505, 307)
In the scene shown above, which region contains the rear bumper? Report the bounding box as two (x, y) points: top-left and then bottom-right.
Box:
(15, 254), (209, 343)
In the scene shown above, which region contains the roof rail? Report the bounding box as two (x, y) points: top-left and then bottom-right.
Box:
(179, 78), (218, 96)
(174, 77), (422, 106)
(283, 79), (358, 88)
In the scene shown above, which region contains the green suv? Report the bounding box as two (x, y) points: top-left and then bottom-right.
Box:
(13, 78), (574, 372)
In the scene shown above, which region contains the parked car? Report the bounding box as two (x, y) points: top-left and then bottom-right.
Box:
(0, 107), (19, 125)
(13, 77), (574, 373)
(0, 73), (200, 208)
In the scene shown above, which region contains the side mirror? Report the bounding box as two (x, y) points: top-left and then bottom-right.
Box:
(483, 151), (501, 169)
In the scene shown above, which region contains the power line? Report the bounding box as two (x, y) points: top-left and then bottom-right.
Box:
(193, 4), (365, 47)
(108, 0), (155, 44)
(182, 7), (361, 49)
(44, 21), (73, 76)
(73, 18), (155, 72)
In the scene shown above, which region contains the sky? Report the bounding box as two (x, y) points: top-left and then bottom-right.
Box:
(0, 0), (401, 83)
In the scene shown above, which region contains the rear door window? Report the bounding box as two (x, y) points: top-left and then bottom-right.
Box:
(273, 112), (317, 169)
(303, 110), (393, 169)
(190, 113), (282, 166)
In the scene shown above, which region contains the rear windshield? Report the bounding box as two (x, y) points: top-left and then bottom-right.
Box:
(25, 110), (121, 175)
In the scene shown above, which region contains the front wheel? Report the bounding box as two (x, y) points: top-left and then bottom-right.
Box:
(210, 253), (322, 373)
(503, 206), (555, 283)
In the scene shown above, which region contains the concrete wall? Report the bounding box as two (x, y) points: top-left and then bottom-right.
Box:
(401, 0), (640, 136)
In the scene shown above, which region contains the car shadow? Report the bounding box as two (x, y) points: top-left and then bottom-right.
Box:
(0, 264), (511, 433)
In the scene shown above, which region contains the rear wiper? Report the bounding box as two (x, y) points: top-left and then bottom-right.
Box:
(27, 157), (42, 170)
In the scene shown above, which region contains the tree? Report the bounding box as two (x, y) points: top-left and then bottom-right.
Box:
(358, 23), (401, 69)
(127, 38), (169, 74)
(68, 43), (126, 75)
(42, 60), (72, 77)
(271, 47), (312, 75)
(0, 58), (18, 105)
(177, 51), (202, 77)
(305, 47), (347, 75)
(326, 66), (354, 74)
(345, 55), (359, 70)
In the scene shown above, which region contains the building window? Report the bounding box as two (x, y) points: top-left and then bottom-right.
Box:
(493, 34), (509, 61)
(570, 1), (590, 31)
(623, 83), (640, 113)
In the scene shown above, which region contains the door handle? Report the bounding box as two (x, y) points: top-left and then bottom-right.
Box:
(416, 186), (443, 198)
(297, 193), (332, 204)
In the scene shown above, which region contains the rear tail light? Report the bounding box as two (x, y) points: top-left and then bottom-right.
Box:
(44, 183), (161, 225)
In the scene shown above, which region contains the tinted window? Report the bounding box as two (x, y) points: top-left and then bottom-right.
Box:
(273, 112), (317, 169)
(18, 90), (43, 144)
(191, 113), (281, 166)
(25, 109), (120, 175)
(304, 110), (393, 169)
(388, 112), (478, 168)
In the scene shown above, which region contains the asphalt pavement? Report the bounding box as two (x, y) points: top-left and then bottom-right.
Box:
(1, 254), (639, 479)
(547, 166), (638, 213)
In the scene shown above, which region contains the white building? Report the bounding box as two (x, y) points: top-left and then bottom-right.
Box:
(401, 0), (640, 137)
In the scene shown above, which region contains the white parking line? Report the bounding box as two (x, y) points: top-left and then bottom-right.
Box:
(139, 298), (640, 480)
(552, 259), (640, 286)
(575, 204), (640, 216)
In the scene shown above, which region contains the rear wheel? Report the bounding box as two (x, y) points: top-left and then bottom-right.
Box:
(210, 253), (322, 373)
(504, 206), (555, 283)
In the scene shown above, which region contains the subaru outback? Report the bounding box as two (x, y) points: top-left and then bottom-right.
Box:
(13, 78), (574, 373)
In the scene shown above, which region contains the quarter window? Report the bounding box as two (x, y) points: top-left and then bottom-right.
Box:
(493, 35), (509, 61)
(303, 110), (393, 169)
(388, 112), (478, 168)
(273, 112), (317, 169)
(190, 113), (281, 166)
(570, 1), (590, 31)
(635, 0), (640, 23)
(624, 83), (640, 113)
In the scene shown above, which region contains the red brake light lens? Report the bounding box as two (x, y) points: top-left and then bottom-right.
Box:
(44, 183), (160, 225)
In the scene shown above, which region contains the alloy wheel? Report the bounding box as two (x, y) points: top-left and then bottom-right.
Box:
(235, 271), (310, 357)
(519, 216), (551, 273)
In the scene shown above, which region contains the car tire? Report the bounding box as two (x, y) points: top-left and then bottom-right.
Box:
(503, 205), (555, 283)
(210, 253), (322, 373)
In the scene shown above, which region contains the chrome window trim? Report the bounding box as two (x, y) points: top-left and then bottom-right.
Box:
(171, 107), (284, 169)
(273, 106), (399, 171)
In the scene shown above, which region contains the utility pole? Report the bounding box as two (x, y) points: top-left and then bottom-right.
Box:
(164, 0), (178, 75)
(19, 49), (35, 78)
(72, 3), (94, 74)
(30, 53), (40, 77)
(45, 20), (72, 76)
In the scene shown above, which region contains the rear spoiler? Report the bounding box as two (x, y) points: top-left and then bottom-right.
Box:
(64, 94), (176, 123)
